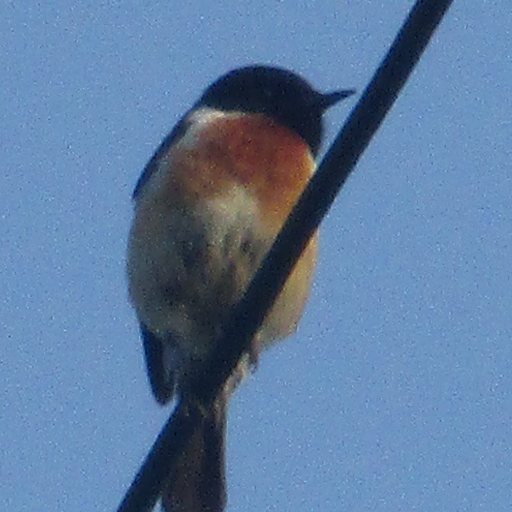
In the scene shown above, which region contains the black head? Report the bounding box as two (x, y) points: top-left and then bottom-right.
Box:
(195, 65), (355, 156)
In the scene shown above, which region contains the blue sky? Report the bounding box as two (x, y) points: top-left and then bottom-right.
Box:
(2, 1), (511, 511)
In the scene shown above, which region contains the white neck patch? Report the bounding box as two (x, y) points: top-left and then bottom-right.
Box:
(178, 107), (245, 149)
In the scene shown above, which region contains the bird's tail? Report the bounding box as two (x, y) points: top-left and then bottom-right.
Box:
(162, 393), (227, 512)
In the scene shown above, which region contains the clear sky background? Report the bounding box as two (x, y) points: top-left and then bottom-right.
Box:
(2, 1), (511, 511)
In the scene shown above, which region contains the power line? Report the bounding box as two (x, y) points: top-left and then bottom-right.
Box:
(117, 1), (455, 510)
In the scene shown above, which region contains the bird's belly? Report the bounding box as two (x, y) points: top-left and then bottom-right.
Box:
(127, 184), (316, 361)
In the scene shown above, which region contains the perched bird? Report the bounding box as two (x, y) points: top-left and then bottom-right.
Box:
(127, 65), (354, 512)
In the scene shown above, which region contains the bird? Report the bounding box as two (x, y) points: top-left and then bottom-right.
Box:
(126, 65), (354, 512)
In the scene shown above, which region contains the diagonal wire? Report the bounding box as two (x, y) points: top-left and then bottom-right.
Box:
(117, 0), (455, 510)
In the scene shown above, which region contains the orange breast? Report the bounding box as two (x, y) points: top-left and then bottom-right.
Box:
(162, 112), (316, 228)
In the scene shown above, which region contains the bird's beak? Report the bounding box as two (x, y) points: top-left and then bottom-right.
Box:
(317, 89), (356, 111)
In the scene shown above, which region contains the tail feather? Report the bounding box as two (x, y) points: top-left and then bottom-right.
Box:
(162, 395), (227, 512)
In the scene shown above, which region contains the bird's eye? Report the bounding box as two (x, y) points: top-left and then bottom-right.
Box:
(262, 87), (274, 99)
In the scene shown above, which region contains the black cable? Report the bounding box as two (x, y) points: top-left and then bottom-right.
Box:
(117, 1), (454, 510)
